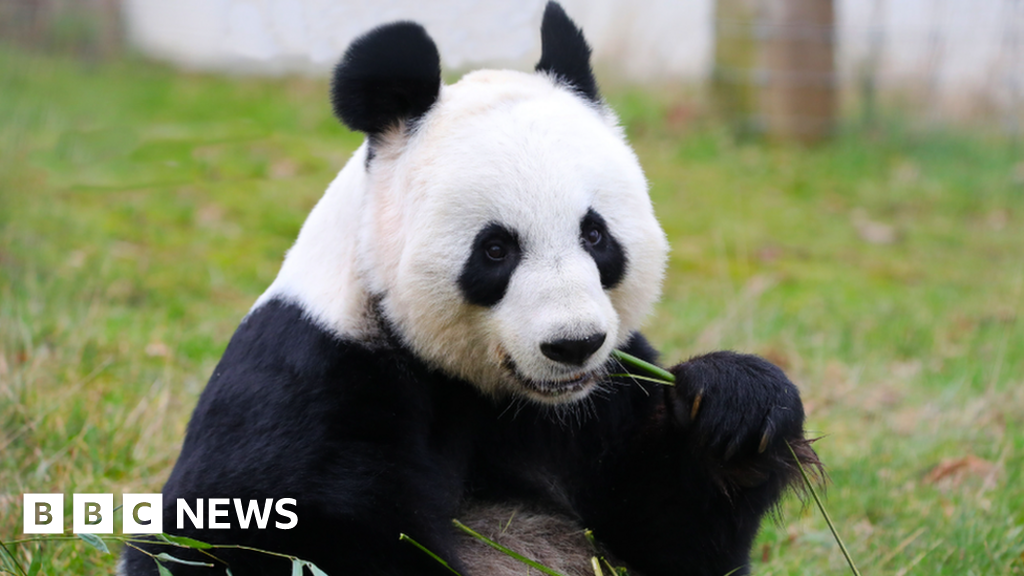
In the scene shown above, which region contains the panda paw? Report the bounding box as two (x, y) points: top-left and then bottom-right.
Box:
(665, 351), (811, 487)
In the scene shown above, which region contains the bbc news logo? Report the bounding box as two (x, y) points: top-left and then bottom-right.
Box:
(24, 494), (159, 534)
(23, 494), (298, 534)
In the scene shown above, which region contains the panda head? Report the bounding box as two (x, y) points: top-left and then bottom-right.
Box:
(266, 2), (667, 405)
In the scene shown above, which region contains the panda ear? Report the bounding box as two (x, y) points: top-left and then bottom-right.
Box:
(330, 22), (442, 136)
(534, 2), (600, 103)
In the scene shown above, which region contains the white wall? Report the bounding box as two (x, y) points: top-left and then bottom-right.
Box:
(125, 0), (1024, 117)
(122, 0), (719, 79)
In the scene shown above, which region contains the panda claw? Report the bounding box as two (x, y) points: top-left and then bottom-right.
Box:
(759, 407), (778, 454)
(690, 390), (703, 421)
(723, 438), (741, 461)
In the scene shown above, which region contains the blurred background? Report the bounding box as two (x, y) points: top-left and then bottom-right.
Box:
(1, 1), (1022, 574)
(5, 0), (1024, 135)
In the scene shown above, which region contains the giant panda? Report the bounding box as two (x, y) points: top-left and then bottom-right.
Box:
(121, 3), (818, 575)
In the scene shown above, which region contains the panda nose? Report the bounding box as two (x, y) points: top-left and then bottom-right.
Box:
(540, 333), (606, 366)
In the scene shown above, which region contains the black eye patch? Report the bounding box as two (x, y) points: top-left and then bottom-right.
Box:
(459, 223), (523, 307)
(580, 209), (627, 289)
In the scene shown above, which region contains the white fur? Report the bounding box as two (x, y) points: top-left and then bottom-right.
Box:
(253, 144), (379, 340)
(454, 502), (626, 576)
(256, 69), (668, 402)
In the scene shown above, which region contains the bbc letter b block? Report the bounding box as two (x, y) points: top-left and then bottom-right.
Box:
(24, 494), (64, 534)
(123, 493), (163, 534)
(73, 493), (113, 534)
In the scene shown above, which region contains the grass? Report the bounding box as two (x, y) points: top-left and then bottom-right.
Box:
(1, 44), (1022, 575)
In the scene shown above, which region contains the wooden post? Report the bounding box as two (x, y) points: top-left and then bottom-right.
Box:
(713, 0), (837, 144)
(713, 0), (761, 139)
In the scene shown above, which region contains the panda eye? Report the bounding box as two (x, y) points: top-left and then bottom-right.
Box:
(461, 223), (522, 307)
(484, 241), (508, 261)
(580, 209), (626, 289)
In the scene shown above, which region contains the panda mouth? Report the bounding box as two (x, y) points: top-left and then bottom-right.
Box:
(522, 372), (596, 399)
(499, 355), (598, 400)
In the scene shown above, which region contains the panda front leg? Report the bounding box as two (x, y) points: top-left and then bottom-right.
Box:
(592, 351), (819, 576)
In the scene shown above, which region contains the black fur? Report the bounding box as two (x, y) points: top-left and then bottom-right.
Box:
(535, 1), (600, 103)
(581, 208), (627, 289)
(120, 299), (816, 576)
(330, 21), (441, 137)
(458, 223), (523, 307)
(121, 6), (818, 574)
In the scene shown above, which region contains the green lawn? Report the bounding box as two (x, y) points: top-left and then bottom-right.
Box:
(1, 46), (1022, 575)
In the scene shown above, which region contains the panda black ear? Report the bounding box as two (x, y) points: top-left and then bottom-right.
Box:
(534, 2), (600, 103)
(330, 22), (442, 136)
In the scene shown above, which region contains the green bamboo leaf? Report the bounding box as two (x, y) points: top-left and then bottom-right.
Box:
(610, 350), (675, 384)
(77, 533), (109, 554)
(452, 520), (567, 576)
(291, 557), (304, 576)
(304, 561), (330, 576)
(786, 440), (861, 576)
(155, 553), (213, 568)
(225, 568), (234, 576)
(155, 560), (173, 576)
(601, 557), (622, 576)
(159, 533), (214, 550)
(27, 553), (42, 576)
(608, 373), (677, 386)
(399, 533), (463, 576)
